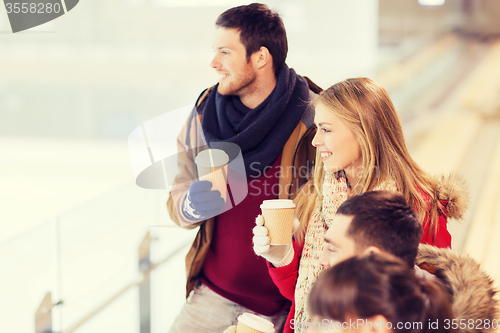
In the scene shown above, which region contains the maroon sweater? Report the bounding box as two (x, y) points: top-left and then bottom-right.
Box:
(201, 155), (290, 316)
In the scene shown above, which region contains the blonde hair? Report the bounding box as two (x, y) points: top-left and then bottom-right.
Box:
(295, 78), (441, 245)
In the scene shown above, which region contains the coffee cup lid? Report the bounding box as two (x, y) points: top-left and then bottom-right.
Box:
(195, 149), (229, 167)
(260, 199), (295, 209)
(237, 313), (275, 332)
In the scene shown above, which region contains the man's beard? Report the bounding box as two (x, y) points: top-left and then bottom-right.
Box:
(217, 65), (257, 97)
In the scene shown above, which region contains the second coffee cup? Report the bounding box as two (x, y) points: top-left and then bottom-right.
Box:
(195, 148), (229, 202)
(236, 312), (275, 333)
(260, 199), (296, 245)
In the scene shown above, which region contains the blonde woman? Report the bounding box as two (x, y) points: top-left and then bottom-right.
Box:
(253, 78), (467, 333)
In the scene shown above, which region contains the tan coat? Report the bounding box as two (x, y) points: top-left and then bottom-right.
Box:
(417, 244), (499, 333)
(167, 85), (319, 296)
(417, 175), (500, 332)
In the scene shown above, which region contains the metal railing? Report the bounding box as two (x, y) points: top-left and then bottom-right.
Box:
(0, 181), (194, 333)
(34, 232), (190, 333)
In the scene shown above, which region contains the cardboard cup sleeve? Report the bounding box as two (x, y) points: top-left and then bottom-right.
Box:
(260, 199), (296, 245)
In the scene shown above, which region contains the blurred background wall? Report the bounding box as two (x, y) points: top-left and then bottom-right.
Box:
(1, 0), (500, 332)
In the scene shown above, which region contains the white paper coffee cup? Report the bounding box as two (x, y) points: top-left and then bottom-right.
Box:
(260, 199), (295, 245)
(236, 313), (275, 333)
(195, 149), (229, 202)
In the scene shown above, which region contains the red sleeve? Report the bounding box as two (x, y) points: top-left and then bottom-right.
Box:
(267, 241), (302, 301)
(432, 211), (452, 248)
(420, 203), (451, 249)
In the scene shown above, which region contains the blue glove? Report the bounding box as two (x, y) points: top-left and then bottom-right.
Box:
(182, 180), (225, 220)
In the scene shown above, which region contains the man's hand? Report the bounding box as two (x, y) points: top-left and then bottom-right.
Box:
(253, 215), (294, 267)
(182, 180), (225, 220)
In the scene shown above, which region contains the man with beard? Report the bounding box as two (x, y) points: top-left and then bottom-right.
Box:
(167, 3), (319, 333)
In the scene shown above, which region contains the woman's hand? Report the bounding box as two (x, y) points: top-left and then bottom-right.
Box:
(253, 215), (294, 267)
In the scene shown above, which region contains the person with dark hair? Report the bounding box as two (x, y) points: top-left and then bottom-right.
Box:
(215, 3), (288, 77)
(315, 191), (499, 333)
(167, 3), (320, 332)
(308, 253), (455, 333)
(320, 190), (422, 268)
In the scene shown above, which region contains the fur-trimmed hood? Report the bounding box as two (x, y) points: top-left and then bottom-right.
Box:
(416, 244), (498, 333)
(432, 173), (469, 220)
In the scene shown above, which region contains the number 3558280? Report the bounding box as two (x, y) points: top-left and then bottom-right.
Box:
(5, 3), (62, 14)
(444, 319), (498, 330)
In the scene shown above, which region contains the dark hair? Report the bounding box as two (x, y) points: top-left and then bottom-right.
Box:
(216, 3), (287, 75)
(309, 253), (454, 333)
(337, 190), (423, 267)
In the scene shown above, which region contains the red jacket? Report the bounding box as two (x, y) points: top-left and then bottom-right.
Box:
(269, 175), (469, 333)
(268, 241), (302, 333)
